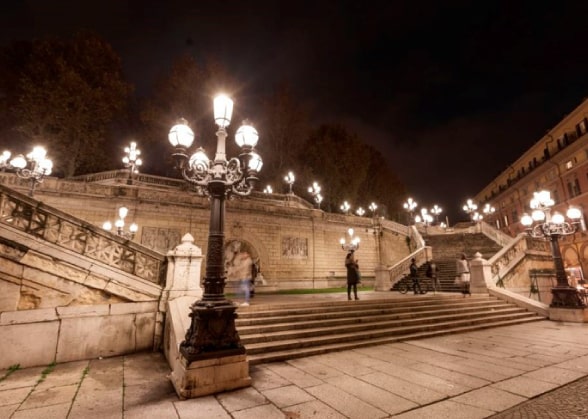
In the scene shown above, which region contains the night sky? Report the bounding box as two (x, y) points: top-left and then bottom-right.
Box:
(2, 1), (588, 223)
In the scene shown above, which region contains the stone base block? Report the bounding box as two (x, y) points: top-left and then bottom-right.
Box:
(549, 307), (588, 322)
(170, 353), (251, 399)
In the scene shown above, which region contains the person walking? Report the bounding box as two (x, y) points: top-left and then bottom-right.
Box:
(426, 259), (440, 293)
(410, 258), (422, 295)
(345, 250), (360, 300)
(456, 253), (471, 297)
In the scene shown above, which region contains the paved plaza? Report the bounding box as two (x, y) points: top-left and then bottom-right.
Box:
(1, 292), (588, 418)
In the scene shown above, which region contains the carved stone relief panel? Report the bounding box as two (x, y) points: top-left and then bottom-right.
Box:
(281, 236), (308, 259)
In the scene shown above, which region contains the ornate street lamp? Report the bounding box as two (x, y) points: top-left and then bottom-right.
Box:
(9, 146), (53, 196)
(430, 204), (442, 224)
(167, 95), (262, 370)
(0, 150), (11, 171)
(463, 198), (478, 220)
(356, 207), (365, 217)
(263, 185), (273, 194)
(308, 181), (323, 208)
(103, 206), (138, 240)
(122, 141), (142, 185)
(415, 208), (433, 234)
(520, 190), (585, 308)
(403, 197), (417, 224)
(483, 203), (495, 216)
(340, 200), (351, 215)
(369, 202), (378, 216)
(472, 212), (484, 223)
(284, 171), (295, 194)
(340, 228), (360, 251)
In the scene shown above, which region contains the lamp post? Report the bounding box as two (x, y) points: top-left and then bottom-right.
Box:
(430, 205), (442, 224)
(9, 146), (53, 196)
(403, 197), (417, 225)
(520, 190), (585, 308)
(284, 171), (295, 195)
(308, 181), (323, 209)
(415, 208), (433, 234)
(463, 198), (478, 221)
(356, 207), (365, 217)
(340, 228), (360, 251)
(369, 202), (378, 217)
(263, 185), (273, 194)
(340, 200), (351, 215)
(167, 95), (262, 371)
(122, 141), (142, 185)
(0, 150), (11, 171)
(472, 212), (483, 223)
(103, 206), (138, 239)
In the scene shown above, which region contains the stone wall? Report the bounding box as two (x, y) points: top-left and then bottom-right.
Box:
(0, 172), (410, 290)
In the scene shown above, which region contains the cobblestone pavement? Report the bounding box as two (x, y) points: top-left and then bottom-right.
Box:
(488, 375), (588, 419)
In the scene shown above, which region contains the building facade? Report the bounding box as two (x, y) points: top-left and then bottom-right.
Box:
(475, 97), (588, 281)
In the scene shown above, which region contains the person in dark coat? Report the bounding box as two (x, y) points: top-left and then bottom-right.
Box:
(410, 258), (422, 295)
(345, 250), (360, 300)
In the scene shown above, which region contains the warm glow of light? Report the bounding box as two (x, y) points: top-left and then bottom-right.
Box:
(214, 94), (234, 128)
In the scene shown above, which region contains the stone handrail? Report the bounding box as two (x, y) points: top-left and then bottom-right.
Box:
(480, 221), (514, 247)
(387, 246), (432, 287)
(487, 233), (550, 287)
(0, 184), (166, 284)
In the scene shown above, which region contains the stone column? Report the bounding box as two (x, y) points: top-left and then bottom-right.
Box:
(154, 233), (203, 350)
(470, 251), (491, 294)
(374, 265), (390, 291)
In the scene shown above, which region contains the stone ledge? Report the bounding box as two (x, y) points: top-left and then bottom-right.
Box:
(549, 307), (588, 322)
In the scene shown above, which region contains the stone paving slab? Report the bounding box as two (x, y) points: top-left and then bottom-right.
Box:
(0, 316), (587, 418)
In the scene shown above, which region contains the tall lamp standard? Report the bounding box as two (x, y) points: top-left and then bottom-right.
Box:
(340, 228), (360, 251)
(122, 141), (142, 185)
(430, 205), (442, 224)
(483, 203), (496, 227)
(0, 150), (11, 171)
(167, 94), (262, 397)
(340, 200), (351, 215)
(520, 190), (585, 308)
(9, 146), (53, 196)
(356, 207), (365, 217)
(102, 206), (138, 240)
(284, 171), (295, 195)
(403, 197), (417, 225)
(308, 181), (323, 209)
(463, 199), (478, 220)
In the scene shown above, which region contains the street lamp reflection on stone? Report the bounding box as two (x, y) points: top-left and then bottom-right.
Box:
(521, 190), (585, 309)
(10, 146), (53, 196)
(340, 228), (360, 251)
(167, 94), (261, 397)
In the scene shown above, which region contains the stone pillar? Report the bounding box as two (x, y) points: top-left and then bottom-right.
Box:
(155, 233), (203, 350)
(374, 265), (390, 291)
(470, 252), (491, 294)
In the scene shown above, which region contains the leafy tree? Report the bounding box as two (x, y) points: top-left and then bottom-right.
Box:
(255, 83), (311, 191)
(302, 124), (370, 212)
(0, 32), (132, 177)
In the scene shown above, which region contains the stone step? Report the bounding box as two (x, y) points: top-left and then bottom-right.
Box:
(236, 295), (544, 365)
(245, 317), (541, 365)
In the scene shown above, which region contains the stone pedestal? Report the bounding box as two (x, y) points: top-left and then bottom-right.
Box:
(549, 307), (588, 322)
(170, 352), (251, 398)
(374, 265), (390, 291)
(470, 252), (491, 293)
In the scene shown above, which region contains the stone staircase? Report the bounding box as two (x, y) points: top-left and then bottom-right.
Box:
(237, 295), (544, 365)
(414, 232), (504, 293)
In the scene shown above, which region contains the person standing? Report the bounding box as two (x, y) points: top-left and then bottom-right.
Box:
(410, 258), (422, 295)
(456, 253), (471, 297)
(426, 259), (440, 293)
(237, 251), (253, 306)
(345, 250), (360, 300)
